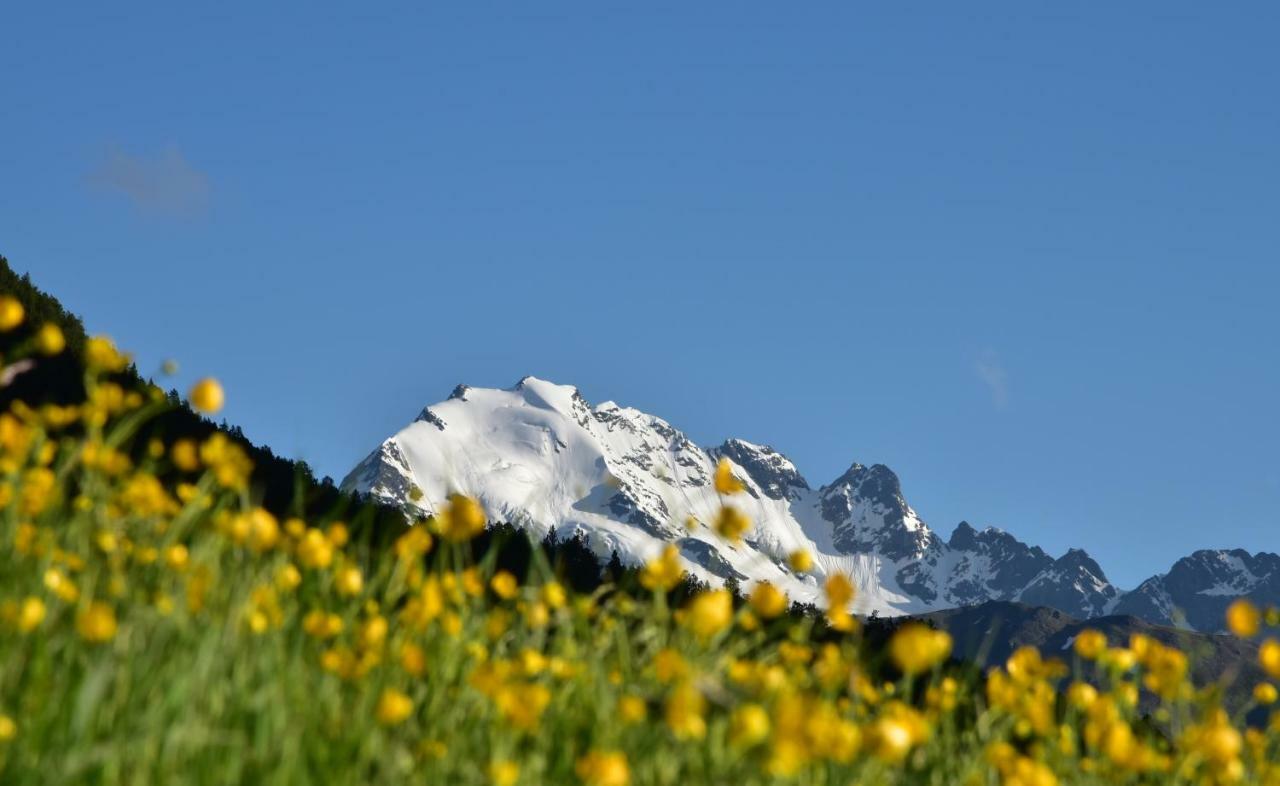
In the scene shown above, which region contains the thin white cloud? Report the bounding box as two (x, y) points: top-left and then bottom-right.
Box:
(87, 145), (210, 216)
(974, 349), (1008, 409)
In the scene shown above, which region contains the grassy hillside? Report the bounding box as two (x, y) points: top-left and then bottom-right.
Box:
(3, 260), (1280, 784)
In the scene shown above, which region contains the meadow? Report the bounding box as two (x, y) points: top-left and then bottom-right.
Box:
(1, 294), (1279, 785)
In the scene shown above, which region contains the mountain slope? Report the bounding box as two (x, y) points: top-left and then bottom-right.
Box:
(343, 377), (1155, 619)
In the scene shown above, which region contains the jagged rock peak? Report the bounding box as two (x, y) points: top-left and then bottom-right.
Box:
(712, 438), (809, 500)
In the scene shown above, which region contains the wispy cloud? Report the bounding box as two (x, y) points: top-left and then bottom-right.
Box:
(974, 349), (1008, 409)
(87, 145), (210, 216)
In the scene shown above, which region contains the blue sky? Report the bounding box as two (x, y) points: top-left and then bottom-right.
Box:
(3, 3), (1277, 586)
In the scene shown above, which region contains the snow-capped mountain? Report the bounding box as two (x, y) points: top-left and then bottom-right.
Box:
(342, 377), (1275, 629)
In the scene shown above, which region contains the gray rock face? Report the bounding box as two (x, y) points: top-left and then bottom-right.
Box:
(945, 522), (1055, 603)
(1017, 549), (1117, 619)
(711, 439), (809, 501)
(1113, 549), (1280, 631)
(820, 463), (940, 562)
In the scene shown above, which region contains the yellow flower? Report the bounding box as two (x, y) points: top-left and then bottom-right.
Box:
(297, 529), (334, 569)
(0, 296), (24, 331)
(489, 760), (519, 786)
(165, 544), (190, 571)
(619, 695), (646, 723)
(748, 581), (787, 619)
(335, 566), (364, 596)
(888, 623), (952, 676)
(188, 378), (225, 414)
(400, 642), (427, 676)
(171, 439), (200, 472)
(787, 549), (813, 573)
(681, 589), (732, 640)
(1073, 628), (1107, 660)
(490, 571), (519, 600)
(0, 714), (15, 742)
(43, 568), (79, 602)
(1226, 599), (1261, 638)
(433, 494), (486, 542)
(247, 508), (280, 552)
(35, 323), (65, 355)
(16, 596), (45, 633)
(825, 572), (855, 608)
(639, 545), (683, 592)
(540, 581), (567, 609)
(665, 681), (707, 739)
(85, 335), (129, 372)
(713, 506), (751, 543)
(729, 703), (771, 747)
(375, 688), (414, 726)
(1260, 639), (1280, 679)
(76, 601), (118, 643)
(1253, 683), (1278, 705)
(714, 458), (745, 494)
(575, 750), (630, 786)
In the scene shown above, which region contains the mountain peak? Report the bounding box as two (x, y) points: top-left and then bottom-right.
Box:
(712, 439), (808, 501)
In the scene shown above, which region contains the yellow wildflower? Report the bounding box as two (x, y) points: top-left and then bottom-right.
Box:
(639, 545), (683, 592)
(729, 703), (770, 747)
(748, 581), (787, 619)
(713, 506), (751, 543)
(888, 623), (952, 676)
(680, 589), (732, 640)
(490, 571), (519, 600)
(297, 529), (334, 569)
(35, 323), (65, 355)
(489, 760), (519, 786)
(0, 296), (24, 331)
(787, 549), (813, 573)
(188, 378), (225, 414)
(1227, 598), (1261, 638)
(575, 750), (630, 786)
(1073, 629), (1107, 660)
(0, 715), (15, 741)
(1260, 639), (1280, 679)
(375, 688), (414, 726)
(76, 601), (118, 643)
(16, 596), (46, 633)
(433, 494), (486, 542)
(714, 458), (745, 494)
(335, 566), (363, 596)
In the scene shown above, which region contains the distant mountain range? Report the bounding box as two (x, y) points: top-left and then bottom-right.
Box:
(343, 377), (1278, 632)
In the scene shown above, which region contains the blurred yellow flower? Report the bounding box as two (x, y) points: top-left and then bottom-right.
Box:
(375, 688), (414, 726)
(575, 750), (630, 786)
(434, 494), (486, 542)
(714, 506), (751, 543)
(335, 566), (363, 596)
(0, 714), (15, 742)
(681, 589), (732, 640)
(1261, 639), (1280, 679)
(889, 623), (952, 676)
(490, 570), (519, 600)
(188, 378), (225, 415)
(1227, 599), (1261, 638)
(16, 595), (46, 633)
(729, 703), (770, 747)
(714, 458), (745, 494)
(76, 601), (118, 643)
(35, 323), (65, 355)
(639, 545), (683, 592)
(0, 296), (24, 331)
(748, 581), (787, 619)
(1073, 629), (1107, 660)
(489, 760), (519, 786)
(787, 549), (813, 573)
